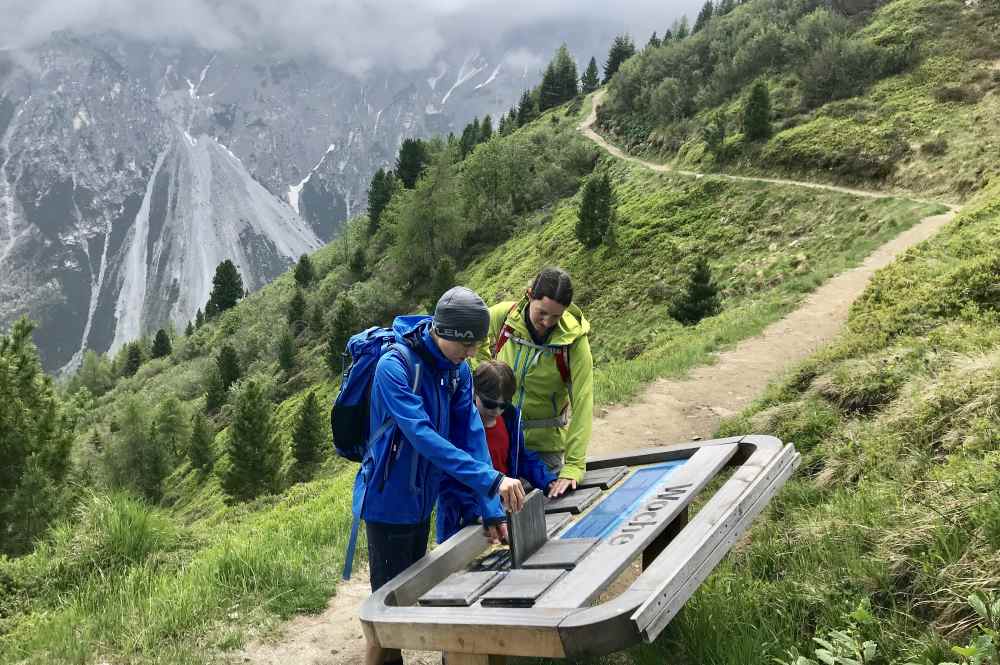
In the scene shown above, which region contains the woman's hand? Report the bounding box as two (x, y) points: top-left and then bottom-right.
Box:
(547, 477), (577, 498)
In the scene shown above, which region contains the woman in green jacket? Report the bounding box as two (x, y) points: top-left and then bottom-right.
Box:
(477, 267), (593, 496)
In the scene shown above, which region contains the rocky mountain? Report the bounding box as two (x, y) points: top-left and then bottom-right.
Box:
(0, 26), (611, 373)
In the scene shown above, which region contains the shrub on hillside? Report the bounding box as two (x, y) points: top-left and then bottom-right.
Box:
(669, 258), (721, 325)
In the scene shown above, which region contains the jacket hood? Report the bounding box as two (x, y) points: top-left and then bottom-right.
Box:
(506, 300), (590, 346)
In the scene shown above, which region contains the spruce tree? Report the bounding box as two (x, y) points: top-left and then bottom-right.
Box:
(185, 321), (195, 337)
(223, 379), (282, 501)
(349, 246), (367, 277)
(188, 413), (214, 472)
(575, 172), (615, 249)
(293, 254), (315, 287)
(195, 308), (204, 328)
(425, 257), (457, 313)
(675, 16), (690, 40)
(603, 35), (636, 84)
(480, 114), (493, 142)
(554, 45), (579, 103)
(367, 168), (394, 232)
(204, 368), (227, 413)
(497, 113), (508, 137)
(151, 328), (172, 358)
(647, 32), (662, 49)
(123, 342), (143, 377)
(153, 395), (189, 460)
(120, 399), (166, 503)
(702, 111), (727, 158)
(217, 345), (241, 392)
(205, 259), (244, 317)
(287, 288), (307, 329)
(663, 28), (674, 42)
(290, 390), (326, 483)
(0, 317), (74, 554)
(327, 296), (359, 375)
(516, 90), (538, 126)
(670, 257), (721, 325)
(693, 1), (714, 33)
(538, 62), (560, 112)
(460, 118), (480, 158)
(581, 57), (600, 94)
(743, 80), (772, 141)
(717, 0), (736, 15)
(396, 138), (428, 189)
(277, 330), (296, 372)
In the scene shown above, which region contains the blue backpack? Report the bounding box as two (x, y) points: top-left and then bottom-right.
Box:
(330, 326), (417, 463)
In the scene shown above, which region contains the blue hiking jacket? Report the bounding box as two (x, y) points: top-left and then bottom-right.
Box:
(351, 315), (505, 526)
(436, 405), (557, 543)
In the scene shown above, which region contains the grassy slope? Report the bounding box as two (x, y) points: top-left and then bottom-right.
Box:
(637, 0), (1000, 203)
(0, 5), (975, 660)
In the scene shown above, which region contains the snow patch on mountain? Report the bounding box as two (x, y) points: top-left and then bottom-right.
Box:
(441, 54), (487, 105)
(286, 143), (337, 213)
(474, 63), (502, 90)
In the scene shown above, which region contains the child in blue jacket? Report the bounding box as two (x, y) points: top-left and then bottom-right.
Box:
(354, 287), (525, 665)
(436, 360), (559, 543)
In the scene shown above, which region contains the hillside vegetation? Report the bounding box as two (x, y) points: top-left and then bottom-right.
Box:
(1, 0), (996, 663)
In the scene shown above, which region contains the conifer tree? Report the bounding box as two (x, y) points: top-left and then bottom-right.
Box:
(581, 57), (600, 94)
(0, 317), (73, 554)
(675, 16), (690, 40)
(70, 349), (113, 396)
(195, 308), (204, 328)
(205, 259), (244, 317)
(185, 321), (195, 337)
(717, 0), (736, 15)
(703, 111), (727, 158)
(497, 113), (508, 137)
(293, 254), (315, 287)
(223, 379), (282, 501)
(396, 138), (428, 189)
(277, 330), (296, 372)
(188, 413), (214, 472)
(217, 344), (241, 392)
(575, 172), (615, 248)
(119, 398), (166, 503)
(327, 296), (359, 375)
(670, 257), (721, 325)
(123, 342), (143, 377)
(538, 62), (559, 112)
(151, 328), (172, 358)
(153, 395), (189, 460)
(349, 246), (367, 278)
(663, 28), (674, 42)
(743, 80), (772, 141)
(425, 257), (457, 313)
(647, 31), (662, 49)
(367, 167), (394, 232)
(287, 288), (307, 329)
(603, 35), (636, 84)
(693, 1), (714, 33)
(516, 90), (538, 126)
(480, 114), (493, 142)
(204, 369), (227, 413)
(554, 44), (579, 102)
(460, 118), (481, 158)
(290, 390), (326, 483)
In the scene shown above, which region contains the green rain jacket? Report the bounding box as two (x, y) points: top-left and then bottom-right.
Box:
(475, 299), (594, 483)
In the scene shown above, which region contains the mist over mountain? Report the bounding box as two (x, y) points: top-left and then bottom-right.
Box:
(0, 1), (695, 373)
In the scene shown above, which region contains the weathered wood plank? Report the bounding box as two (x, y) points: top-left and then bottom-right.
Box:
(631, 442), (799, 639)
(578, 466), (629, 490)
(418, 571), (505, 607)
(509, 489), (547, 568)
(535, 443), (738, 609)
(544, 487), (601, 514)
(481, 569), (566, 607)
(521, 539), (598, 570)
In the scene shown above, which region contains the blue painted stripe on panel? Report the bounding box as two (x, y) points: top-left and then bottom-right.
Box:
(561, 461), (685, 540)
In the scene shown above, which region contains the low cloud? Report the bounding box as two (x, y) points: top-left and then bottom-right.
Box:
(1, 0), (702, 75)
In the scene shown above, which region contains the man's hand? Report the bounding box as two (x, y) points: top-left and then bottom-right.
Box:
(547, 477), (577, 498)
(498, 476), (525, 513)
(484, 522), (509, 544)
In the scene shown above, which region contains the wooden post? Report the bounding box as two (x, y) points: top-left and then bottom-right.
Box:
(643, 507), (688, 571)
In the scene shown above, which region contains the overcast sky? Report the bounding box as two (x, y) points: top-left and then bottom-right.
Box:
(1, 0), (704, 75)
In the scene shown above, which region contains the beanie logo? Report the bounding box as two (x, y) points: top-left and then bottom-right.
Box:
(438, 328), (475, 339)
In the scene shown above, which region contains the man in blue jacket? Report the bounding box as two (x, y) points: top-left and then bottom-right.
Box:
(357, 286), (525, 665)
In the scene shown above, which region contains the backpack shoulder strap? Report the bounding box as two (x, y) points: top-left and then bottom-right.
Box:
(554, 346), (571, 387)
(492, 301), (521, 358)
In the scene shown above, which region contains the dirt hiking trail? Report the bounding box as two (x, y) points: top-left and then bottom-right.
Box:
(234, 91), (958, 665)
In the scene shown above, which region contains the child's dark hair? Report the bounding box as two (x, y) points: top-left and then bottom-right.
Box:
(529, 267), (573, 307)
(474, 361), (516, 403)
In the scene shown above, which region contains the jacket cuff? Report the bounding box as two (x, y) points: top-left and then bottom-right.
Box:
(488, 472), (503, 497)
(483, 516), (507, 527)
(560, 465), (585, 483)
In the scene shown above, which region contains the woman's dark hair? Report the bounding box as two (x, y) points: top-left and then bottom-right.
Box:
(529, 267), (573, 307)
(474, 361), (516, 403)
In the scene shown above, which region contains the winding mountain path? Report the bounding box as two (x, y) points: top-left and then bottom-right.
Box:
(234, 91), (959, 665)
